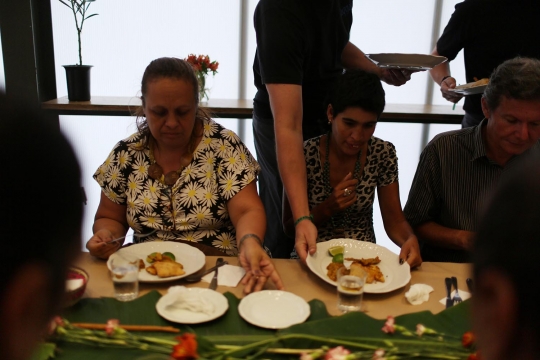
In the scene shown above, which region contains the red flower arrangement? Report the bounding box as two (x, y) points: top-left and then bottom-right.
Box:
(184, 54), (219, 101)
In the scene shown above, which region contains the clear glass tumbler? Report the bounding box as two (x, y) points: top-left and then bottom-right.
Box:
(110, 254), (139, 301)
(337, 265), (367, 313)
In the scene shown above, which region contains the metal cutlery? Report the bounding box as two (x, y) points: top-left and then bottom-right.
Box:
(184, 260), (228, 282)
(105, 229), (158, 245)
(209, 258), (223, 290)
(451, 276), (463, 304)
(445, 277), (454, 308)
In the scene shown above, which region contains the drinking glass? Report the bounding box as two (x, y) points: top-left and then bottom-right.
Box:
(337, 265), (367, 313)
(110, 254), (139, 301)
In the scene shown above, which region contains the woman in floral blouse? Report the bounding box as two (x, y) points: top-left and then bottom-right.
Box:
(86, 57), (282, 292)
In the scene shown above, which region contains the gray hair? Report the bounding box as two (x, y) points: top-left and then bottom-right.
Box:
(483, 57), (540, 111)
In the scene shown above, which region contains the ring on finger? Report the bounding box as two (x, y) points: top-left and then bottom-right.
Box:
(343, 188), (352, 197)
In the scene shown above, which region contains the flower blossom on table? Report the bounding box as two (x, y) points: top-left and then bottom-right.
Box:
(381, 316), (395, 334)
(185, 54), (219, 76)
(171, 333), (198, 360)
(372, 348), (386, 360)
(324, 346), (351, 360)
(462, 331), (476, 348)
(415, 324), (438, 337)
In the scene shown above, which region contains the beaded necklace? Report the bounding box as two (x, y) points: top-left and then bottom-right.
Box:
(322, 131), (362, 236)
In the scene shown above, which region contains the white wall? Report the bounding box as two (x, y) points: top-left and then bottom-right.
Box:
(48, 0), (464, 254)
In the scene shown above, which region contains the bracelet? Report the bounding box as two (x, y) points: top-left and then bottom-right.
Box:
(440, 75), (451, 85)
(238, 233), (263, 249)
(294, 214), (314, 227)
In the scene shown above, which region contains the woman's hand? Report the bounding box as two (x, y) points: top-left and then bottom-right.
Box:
(399, 236), (422, 268)
(239, 237), (284, 294)
(323, 172), (358, 215)
(294, 219), (318, 261)
(86, 229), (123, 260)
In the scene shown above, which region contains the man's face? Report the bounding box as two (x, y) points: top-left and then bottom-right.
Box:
(483, 96), (540, 158)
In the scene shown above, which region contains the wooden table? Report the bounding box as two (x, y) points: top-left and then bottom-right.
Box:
(76, 253), (471, 319)
(43, 97), (465, 124)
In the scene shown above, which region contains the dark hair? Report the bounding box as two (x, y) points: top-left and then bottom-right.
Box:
(483, 57), (540, 111)
(0, 93), (83, 311)
(135, 57), (210, 140)
(322, 69), (385, 132)
(474, 151), (540, 343)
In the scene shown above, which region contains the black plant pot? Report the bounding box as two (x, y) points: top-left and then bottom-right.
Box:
(63, 65), (93, 101)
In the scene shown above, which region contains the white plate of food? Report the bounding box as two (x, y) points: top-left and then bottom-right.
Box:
(448, 78), (489, 95)
(238, 290), (310, 329)
(156, 288), (228, 324)
(107, 242), (205, 283)
(365, 53), (447, 71)
(306, 239), (411, 294)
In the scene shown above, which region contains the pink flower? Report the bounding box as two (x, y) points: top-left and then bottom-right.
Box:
(416, 324), (426, 336)
(373, 349), (386, 359)
(324, 346), (351, 360)
(300, 353), (315, 360)
(381, 316), (395, 334)
(48, 316), (64, 335)
(105, 319), (119, 336)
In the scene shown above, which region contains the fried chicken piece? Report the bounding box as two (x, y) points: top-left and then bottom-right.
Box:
(153, 261), (185, 278)
(345, 256), (381, 266)
(326, 262), (345, 281)
(145, 265), (157, 275)
(138, 259), (145, 270)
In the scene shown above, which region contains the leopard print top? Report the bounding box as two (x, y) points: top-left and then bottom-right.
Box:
(305, 135), (398, 243)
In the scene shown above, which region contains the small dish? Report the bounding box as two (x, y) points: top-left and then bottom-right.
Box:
(448, 84), (487, 96)
(156, 288), (228, 324)
(365, 53), (447, 71)
(238, 290), (310, 329)
(65, 266), (89, 307)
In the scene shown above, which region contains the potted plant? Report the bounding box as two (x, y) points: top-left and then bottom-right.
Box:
(60, 0), (98, 101)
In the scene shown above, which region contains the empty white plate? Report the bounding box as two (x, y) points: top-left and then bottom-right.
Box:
(238, 290), (310, 329)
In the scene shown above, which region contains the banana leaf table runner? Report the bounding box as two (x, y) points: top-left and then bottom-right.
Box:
(50, 290), (471, 359)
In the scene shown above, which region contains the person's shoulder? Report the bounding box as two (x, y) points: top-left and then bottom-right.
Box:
(117, 132), (145, 151)
(426, 126), (477, 153)
(370, 136), (397, 153)
(303, 135), (321, 149)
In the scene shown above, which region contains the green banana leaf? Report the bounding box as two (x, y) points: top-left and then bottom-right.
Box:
(40, 290), (471, 359)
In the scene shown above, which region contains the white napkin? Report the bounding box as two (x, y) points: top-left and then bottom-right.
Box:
(66, 279), (84, 291)
(405, 284), (434, 305)
(201, 264), (246, 287)
(439, 289), (471, 306)
(163, 286), (214, 315)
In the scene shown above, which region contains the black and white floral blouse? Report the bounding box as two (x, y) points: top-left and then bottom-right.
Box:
(93, 118), (260, 255)
(305, 135), (398, 243)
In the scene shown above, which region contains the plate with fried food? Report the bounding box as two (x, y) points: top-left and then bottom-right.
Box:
(107, 242), (205, 283)
(449, 78), (489, 95)
(306, 239), (411, 294)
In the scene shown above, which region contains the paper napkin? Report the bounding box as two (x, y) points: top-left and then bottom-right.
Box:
(405, 284), (434, 305)
(201, 264), (246, 287)
(439, 290), (471, 306)
(163, 286), (214, 314)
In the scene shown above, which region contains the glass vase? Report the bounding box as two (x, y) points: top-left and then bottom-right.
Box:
(197, 72), (209, 102)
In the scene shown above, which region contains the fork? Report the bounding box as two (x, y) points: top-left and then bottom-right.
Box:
(451, 276), (463, 304)
(105, 229), (158, 244)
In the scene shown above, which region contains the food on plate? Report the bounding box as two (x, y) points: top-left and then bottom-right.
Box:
(326, 262), (344, 281)
(328, 246), (344, 256)
(457, 78), (489, 89)
(327, 256), (385, 284)
(144, 252), (185, 278)
(152, 261), (185, 278)
(138, 259), (145, 270)
(332, 253), (344, 263)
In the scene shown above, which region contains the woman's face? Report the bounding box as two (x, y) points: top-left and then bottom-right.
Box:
(328, 105), (378, 156)
(143, 77), (198, 150)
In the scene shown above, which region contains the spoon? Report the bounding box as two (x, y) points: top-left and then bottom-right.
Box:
(184, 261), (228, 282)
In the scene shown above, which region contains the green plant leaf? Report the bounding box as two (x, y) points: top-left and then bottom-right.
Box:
(84, 13), (99, 20)
(58, 0), (72, 9)
(29, 342), (56, 360)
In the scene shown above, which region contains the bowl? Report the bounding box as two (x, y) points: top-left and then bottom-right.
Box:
(64, 266), (89, 307)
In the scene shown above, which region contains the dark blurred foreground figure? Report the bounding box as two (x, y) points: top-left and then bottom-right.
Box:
(473, 153), (540, 360)
(0, 93), (83, 360)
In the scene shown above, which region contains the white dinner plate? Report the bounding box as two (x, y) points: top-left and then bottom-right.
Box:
(365, 53), (447, 71)
(156, 288), (228, 324)
(238, 290), (310, 329)
(107, 242), (205, 283)
(306, 239), (411, 294)
(448, 83), (487, 96)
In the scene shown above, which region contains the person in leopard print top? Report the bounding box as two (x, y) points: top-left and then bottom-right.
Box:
(284, 70), (421, 267)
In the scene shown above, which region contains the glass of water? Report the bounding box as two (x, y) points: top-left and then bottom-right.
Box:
(337, 265), (367, 313)
(110, 254), (139, 301)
